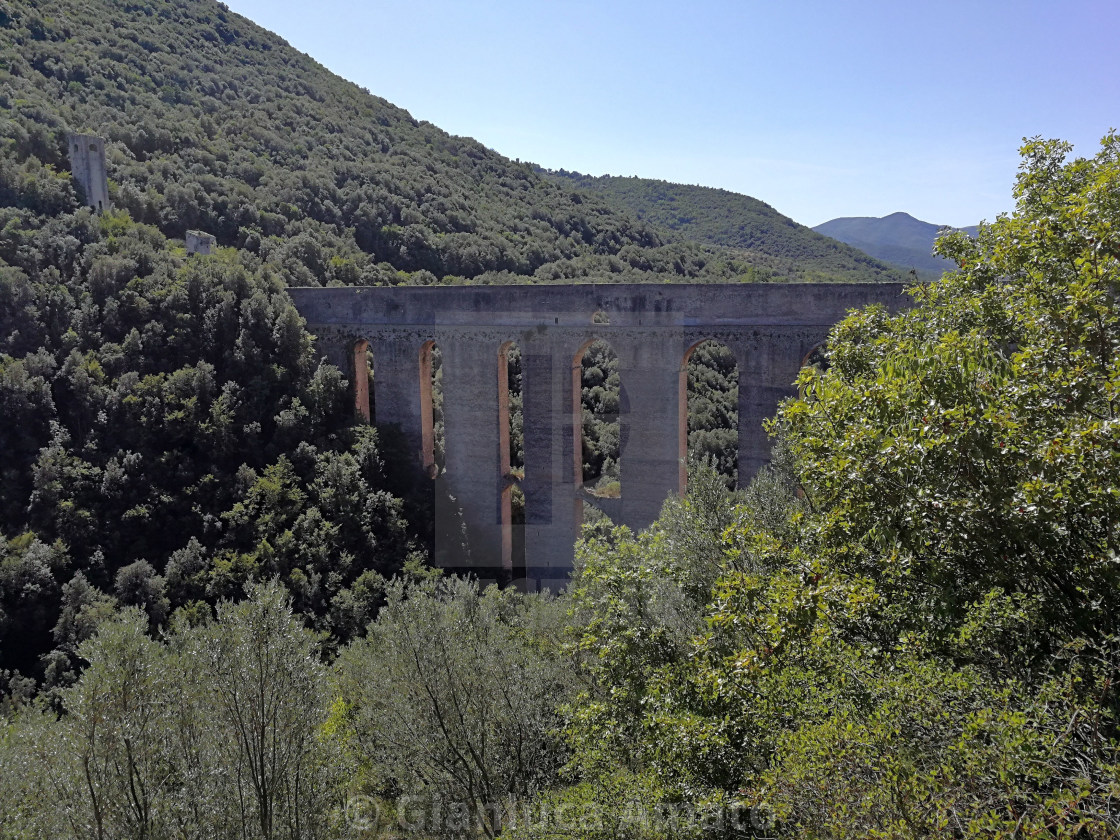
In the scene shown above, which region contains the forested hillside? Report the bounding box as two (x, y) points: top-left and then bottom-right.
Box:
(543, 171), (907, 283)
(3, 135), (1118, 840)
(0, 200), (435, 694)
(0, 0), (901, 695)
(0, 0), (449, 694)
(0, 0), (825, 286)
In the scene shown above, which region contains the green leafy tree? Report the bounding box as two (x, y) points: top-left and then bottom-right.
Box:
(0, 581), (339, 840)
(59, 609), (174, 840)
(776, 132), (1120, 654)
(180, 579), (337, 840)
(550, 135), (1120, 839)
(563, 465), (747, 793)
(0, 534), (66, 680)
(337, 578), (572, 838)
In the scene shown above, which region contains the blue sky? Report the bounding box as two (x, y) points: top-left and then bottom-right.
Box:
(224, 0), (1119, 228)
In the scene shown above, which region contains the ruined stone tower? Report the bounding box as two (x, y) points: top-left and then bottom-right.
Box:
(68, 134), (111, 213)
(186, 230), (217, 255)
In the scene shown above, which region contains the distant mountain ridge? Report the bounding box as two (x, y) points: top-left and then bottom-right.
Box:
(541, 171), (907, 284)
(813, 212), (979, 277)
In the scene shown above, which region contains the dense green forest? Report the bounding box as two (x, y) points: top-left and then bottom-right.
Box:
(0, 200), (432, 689)
(3, 135), (1119, 839)
(2, 0), (1119, 836)
(543, 171), (907, 283)
(0, 0), (779, 688)
(0, 0), (901, 286)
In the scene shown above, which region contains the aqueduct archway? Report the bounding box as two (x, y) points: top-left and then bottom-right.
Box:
(289, 282), (912, 590)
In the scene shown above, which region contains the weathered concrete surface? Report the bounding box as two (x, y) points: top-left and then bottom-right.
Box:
(438, 333), (505, 572)
(288, 282), (913, 586)
(186, 230), (217, 256)
(68, 134), (111, 213)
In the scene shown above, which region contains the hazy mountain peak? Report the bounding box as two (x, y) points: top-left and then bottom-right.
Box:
(813, 213), (978, 277)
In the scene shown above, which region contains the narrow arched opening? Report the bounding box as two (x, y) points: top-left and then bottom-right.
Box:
(419, 340), (443, 479)
(802, 342), (830, 373)
(682, 339), (739, 491)
(498, 341), (525, 580)
(352, 339), (372, 423)
(573, 339), (621, 503)
(579, 497), (613, 538)
(498, 342), (524, 478)
(797, 342), (830, 401)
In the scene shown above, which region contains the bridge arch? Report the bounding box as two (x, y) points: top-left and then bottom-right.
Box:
(572, 337), (621, 502)
(352, 339), (372, 423)
(418, 340), (440, 479)
(498, 340), (525, 578)
(802, 341), (830, 371)
(680, 338), (739, 491)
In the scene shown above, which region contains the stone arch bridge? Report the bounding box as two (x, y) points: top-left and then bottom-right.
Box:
(288, 283), (911, 589)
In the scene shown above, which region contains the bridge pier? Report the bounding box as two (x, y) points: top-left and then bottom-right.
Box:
(370, 335), (426, 462)
(737, 335), (804, 483)
(521, 337), (580, 590)
(437, 334), (506, 579)
(615, 334), (686, 532)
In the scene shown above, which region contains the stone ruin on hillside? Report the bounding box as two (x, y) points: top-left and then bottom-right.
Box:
(68, 134), (111, 213)
(186, 230), (217, 255)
